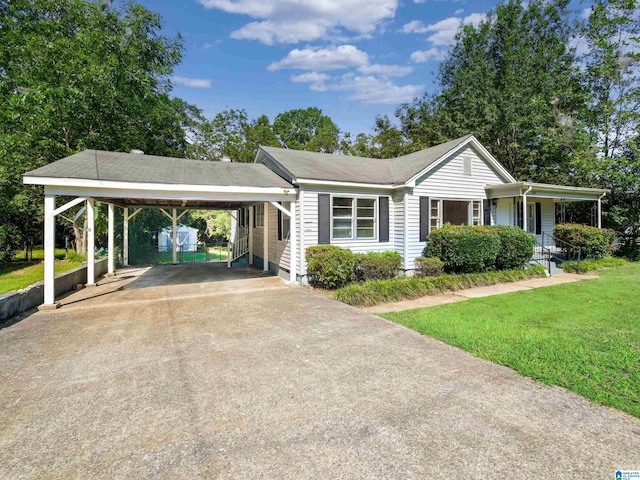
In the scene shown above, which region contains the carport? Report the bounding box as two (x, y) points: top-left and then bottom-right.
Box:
(22, 150), (299, 307)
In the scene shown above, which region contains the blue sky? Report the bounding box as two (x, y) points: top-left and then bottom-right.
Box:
(134, 0), (515, 134)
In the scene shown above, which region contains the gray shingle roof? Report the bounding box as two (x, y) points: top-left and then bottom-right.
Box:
(23, 150), (294, 189)
(259, 134), (474, 186)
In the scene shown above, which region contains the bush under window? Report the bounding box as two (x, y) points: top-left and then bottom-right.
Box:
(306, 245), (355, 289)
(426, 224), (501, 273)
(354, 251), (402, 281)
(414, 256), (444, 277)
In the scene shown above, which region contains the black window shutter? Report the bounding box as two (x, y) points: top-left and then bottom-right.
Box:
(535, 202), (542, 235)
(483, 199), (491, 226)
(277, 204), (282, 241)
(419, 196), (430, 242)
(516, 200), (523, 228)
(253, 206), (257, 228)
(379, 196), (389, 242)
(318, 194), (330, 244)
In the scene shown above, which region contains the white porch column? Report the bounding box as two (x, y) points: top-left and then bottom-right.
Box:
(172, 208), (177, 264)
(43, 193), (56, 306)
(107, 203), (115, 275)
(522, 194), (528, 233)
(87, 198), (96, 285)
(289, 200), (297, 285)
(263, 202), (269, 272)
(248, 205), (254, 265)
(597, 196), (603, 228)
(123, 207), (129, 266)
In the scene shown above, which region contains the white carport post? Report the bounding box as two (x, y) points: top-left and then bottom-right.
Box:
(172, 208), (178, 264)
(123, 207), (129, 266)
(43, 192), (56, 306)
(107, 203), (115, 275)
(597, 193), (605, 228)
(521, 186), (532, 233)
(289, 200), (297, 285)
(263, 202), (269, 272)
(86, 198), (96, 286)
(249, 205), (254, 265)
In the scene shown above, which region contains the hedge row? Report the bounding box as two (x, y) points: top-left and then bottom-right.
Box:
(334, 266), (547, 307)
(426, 224), (535, 273)
(306, 246), (402, 289)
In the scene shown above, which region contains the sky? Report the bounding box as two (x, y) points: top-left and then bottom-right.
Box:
(133, 0), (551, 135)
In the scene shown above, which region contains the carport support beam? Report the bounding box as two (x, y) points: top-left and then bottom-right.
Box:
(123, 207), (129, 266)
(263, 202), (269, 272)
(43, 193), (56, 306)
(107, 203), (115, 275)
(172, 208), (178, 264)
(289, 200), (297, 285)
(87, 198), (96, 286)
(249, 205), (254, 265)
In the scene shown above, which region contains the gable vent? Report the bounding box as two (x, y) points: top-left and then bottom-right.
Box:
(463, 157), (472, 175)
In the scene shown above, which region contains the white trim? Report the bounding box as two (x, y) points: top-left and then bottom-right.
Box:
(289, 200), (298, 285)
(43, 193), (56, 305)
(330, 194), (378, 242)
(403, 192), (409, 270)
(299, 191), (305, 275)
(108, 203), (115, 275)
(431, 197), (485, 228)
(53, 196), (87, 216)
(406, 136), (517, 187)
(296, 178), (397, 190)
(270, 201), (292, 218)
(23, 175), (295, 193)
(263, 202), (269, 272)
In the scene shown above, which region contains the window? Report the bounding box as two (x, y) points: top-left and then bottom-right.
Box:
(430, 199), (440, 230)
(255, 204), (264, 228)
(472, 200), (482, 226)
(331, 196), (377, 240)
(280, 202), (290, 240)
(430, 198), (484, 228)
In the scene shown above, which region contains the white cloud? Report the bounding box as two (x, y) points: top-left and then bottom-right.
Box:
(268, 45), (369, 71)
(454, 8), (464, 15)
(581, 7), (592, 20)
(290, 72), (330, 91)
(410, 48), (447, 63)
(400, 13), (486, 46)
(331, 74), (424, 104)
(172, 76), (212, 88)
(358, 63), (413, 76)
(197, 0), (397, 44)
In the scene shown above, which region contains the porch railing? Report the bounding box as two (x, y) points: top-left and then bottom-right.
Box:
(533, 232), (581, 274)
(227, 234), (249, 267)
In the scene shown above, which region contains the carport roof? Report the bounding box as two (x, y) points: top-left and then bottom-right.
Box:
(24, 150), (294, 189)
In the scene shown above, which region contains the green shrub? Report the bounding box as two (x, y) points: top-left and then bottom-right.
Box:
(66, 250), (87, 262)
(427, 224), (501, 273)
(354, 251), (402, 281)
(561, 257), (628, 273)
(553, 224), (617, 260)
(414, 256), (444, 277)
(334, 266), (547, 307)
(491, 225), (536, 270)
(305, 245), (355, 289)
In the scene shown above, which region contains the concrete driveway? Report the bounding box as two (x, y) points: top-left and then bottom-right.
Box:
(1, 264), (638, 479)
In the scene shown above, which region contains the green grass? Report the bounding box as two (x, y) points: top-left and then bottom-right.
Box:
(0, 260), (85, 295)
(13, 248), (67, 261)
(382, 262), (640, 417)
(334, 266), (547, 307)
(155, 248), (229, 264)
(561, 256), (628, 273)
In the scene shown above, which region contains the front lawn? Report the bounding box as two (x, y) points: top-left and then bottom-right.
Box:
(382, 262), (640, 418)
(0, 260), (84, 295)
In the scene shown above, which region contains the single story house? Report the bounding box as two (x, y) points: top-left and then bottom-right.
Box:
(236, 134), (608, 281)
(23, 134), (608, 306)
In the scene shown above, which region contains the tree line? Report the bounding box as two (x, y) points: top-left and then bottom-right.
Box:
(0, 0), (638, 262)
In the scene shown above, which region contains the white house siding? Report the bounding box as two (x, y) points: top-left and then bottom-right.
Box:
(393, 189), (406, 261)
(535, 198), (556, 245)
(252, 207), (264, 267)
(406, 146), (509, 269)
(299, 186), (395, 276)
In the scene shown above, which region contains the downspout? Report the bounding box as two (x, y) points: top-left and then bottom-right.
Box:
(521, 185), (533, 232)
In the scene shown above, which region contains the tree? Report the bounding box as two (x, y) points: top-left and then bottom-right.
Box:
(273, 107), (340, 152)
(581, 0), (639, 159)
(0, 0), (199, 260)
(396, 0), (586, 183)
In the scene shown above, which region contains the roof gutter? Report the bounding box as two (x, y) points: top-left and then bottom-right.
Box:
(294, 178), (400, 190)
